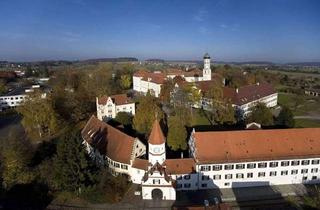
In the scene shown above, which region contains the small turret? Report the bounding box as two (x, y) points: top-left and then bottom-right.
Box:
(203, 53), (212, 81)
(148, 119), (166, 165)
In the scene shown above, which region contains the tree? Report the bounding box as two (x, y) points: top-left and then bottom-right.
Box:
(53, 130), (98, 193)
(276, 106), (295, 128)
(133, 93), (163, 134)
(167, 115), (187, 151)
(0, 79), (7, 94)
(206, 81), (223, 102)
(160, 79), (174, 103)
(17, 92), (60, 140)
(183, 83), (202, 107)
(115, 112), (132, 126)
(248, 102), (274, 126)
(0, 132), (34, 189)
(213, 103), (236, 125)
(206, 82), (236, 125)
(119, 74), (132, 90)
(171, 86), (189, 108)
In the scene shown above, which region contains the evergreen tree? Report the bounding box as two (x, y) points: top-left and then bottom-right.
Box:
(133, 93), (163, 134)
(167, 115), (187, 151)
(276, 106), (295, 128)
(248, 102), (274, 126)
(53, 130), (98, 194)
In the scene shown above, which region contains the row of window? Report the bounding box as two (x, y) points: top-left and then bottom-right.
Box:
(177, 176), (319, 189)
(202, 168), (319, 181)
(200, 159), (320, 172)
(0, 96), (25, 100)
(107, 159), (128, 170)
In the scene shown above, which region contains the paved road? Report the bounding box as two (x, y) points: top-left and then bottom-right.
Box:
(294, 115), (320, 120)
(46, 184), (309, 210)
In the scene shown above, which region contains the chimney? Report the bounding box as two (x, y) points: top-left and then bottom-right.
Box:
(236, 88), (239, 93)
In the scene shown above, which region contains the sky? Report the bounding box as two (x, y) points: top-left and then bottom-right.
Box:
(0, 0), (319, 62)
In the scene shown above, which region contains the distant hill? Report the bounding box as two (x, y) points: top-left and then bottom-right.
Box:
(145, 59), (165, 63)
(284, 62), (320, 67)
(82, 57), (138, 63)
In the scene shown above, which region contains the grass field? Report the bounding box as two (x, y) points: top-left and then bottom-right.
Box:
(278, 93), (320, 116)
(268, 69), (320, 78)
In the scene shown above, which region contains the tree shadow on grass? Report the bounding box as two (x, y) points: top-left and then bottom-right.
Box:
(2, 182), (53, 210)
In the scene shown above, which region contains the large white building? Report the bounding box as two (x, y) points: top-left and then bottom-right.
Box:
(133, 53), (213, 97)
(96, 94), (135, 121)
(222, 82), (278, 116)
(0, 85), (48, 111)
(82, 115), (320, 201)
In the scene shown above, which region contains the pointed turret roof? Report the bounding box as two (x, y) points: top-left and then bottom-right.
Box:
(148, 120), (165, 145)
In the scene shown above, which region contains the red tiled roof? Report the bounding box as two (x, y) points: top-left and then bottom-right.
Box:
(97, 94), (132, 105)
(82, 115), (136, 164)
(164, 158), (196, 174)
(133, 70), (149, 77)
(132, 158), (149, 170)
(0, 71), (17, 79)
(141, 73), (167, 84)
(193, 128), (320, 164)
(223, 82), (276, 106)
(148, 120), (165, 145)
(184, 69), (203, 77)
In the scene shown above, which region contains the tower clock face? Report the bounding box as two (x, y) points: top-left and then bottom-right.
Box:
(153, 147), (160, 153)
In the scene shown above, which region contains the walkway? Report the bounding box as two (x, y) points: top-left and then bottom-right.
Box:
(294, 115), (320, 120)
(46, 184), (310, 210)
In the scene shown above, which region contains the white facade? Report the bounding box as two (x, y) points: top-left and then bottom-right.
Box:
(96, 96), (135, 120)
(148, 142), (166, 165)
(0, 85), (47, 111)
(141, 167), (176, 200)
(84, 117), (320, 201)
(194, 158), (320, 189)
(202, 55), (211, 81)
(133, 53), (212, 97)
(0, 94), (27, 111)
(238, 93), (278, 116)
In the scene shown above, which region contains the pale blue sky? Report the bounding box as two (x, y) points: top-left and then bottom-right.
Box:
(0, 0), (319, 62)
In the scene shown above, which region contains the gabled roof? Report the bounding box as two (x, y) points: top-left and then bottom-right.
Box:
(97, 94), (133, 105)
(132, 158), (149, 170)
(193, 128), (320, 164)
(143, 162), (172, 183)
(223, 82), (276, 106)
(82, 115), (136, 164)
(148, 120), (165, 145)
(133, 70), (149, 77)
(164, 158), (196, 174)
(141, 73), (167, 84)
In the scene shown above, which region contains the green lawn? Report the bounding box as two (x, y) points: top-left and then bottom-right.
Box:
(294, 119), (320, 128)
(278, 93), (320, 116)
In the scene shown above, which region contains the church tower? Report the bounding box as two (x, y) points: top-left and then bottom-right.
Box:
(203, 53), (211, 81)
(148, 120), (166, 165)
